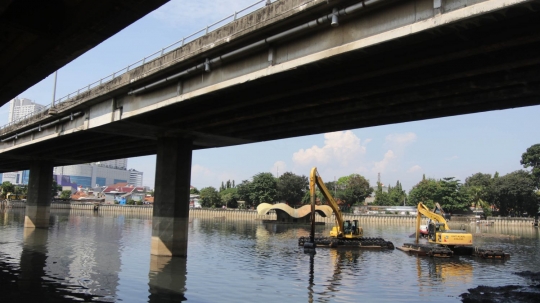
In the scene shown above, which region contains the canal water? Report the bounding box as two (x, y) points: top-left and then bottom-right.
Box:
(1, 209), (539, 303)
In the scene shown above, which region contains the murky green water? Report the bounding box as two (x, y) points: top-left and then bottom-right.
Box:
(1, 209), (539, 302)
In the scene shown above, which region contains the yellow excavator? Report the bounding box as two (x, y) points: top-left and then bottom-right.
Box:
(399, 202), (509, 258)
(299, 167), (394, 250)
(418, 202), (473, 246)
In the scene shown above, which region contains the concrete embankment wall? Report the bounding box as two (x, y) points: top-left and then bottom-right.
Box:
(189, 208), (275, 221)
(4, 202), (537, 226)
(486, 217), (535, 226)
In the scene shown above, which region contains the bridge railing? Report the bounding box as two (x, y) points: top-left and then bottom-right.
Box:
(1, 0), (273, 132)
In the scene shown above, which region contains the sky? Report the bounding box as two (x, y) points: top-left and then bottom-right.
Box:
(2, 0), (539, 191)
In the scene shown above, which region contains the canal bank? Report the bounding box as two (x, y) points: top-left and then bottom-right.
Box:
(3, 201), (537, 226)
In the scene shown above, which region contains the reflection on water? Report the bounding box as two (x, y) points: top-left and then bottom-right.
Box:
(415, 256), (474, 291)
(0, 209), (539, 303)
(148, 256), (187, 302)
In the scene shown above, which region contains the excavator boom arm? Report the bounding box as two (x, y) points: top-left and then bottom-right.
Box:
(310, 167), (344, 235)
(415, 202), (450, 243)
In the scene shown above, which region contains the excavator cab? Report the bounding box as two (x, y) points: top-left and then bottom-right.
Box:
(427, 222), (447, 242)
(341, 219), (363, 237)
(343, 220), (350, 234)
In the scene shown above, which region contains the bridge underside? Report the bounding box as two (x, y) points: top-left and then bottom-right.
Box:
(0, 1), (539, 171)
(0, 0), (169, 106)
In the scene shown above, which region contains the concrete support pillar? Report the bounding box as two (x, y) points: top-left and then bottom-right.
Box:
(24, 161), (53, 228)
(151, 137), (192, 256)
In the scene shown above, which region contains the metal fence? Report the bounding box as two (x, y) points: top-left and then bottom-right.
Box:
(1, 0), (274, 131)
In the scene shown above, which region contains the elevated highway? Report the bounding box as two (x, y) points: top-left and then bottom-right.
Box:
(1, 0), (539, 171)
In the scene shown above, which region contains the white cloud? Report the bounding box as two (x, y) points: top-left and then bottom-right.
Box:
(292, 131), (366, 167)
(372, 150), (396, 173)
(272, 161), (287, 177)
(191, 164), (237, 189)
(445, 155), (459, 161)
(293, 144), (329, 166)
(385, 132), (417, 146)
(365, 132), (418, 176)
(407, 165), (422, 173)
(192, 164), (214, 178)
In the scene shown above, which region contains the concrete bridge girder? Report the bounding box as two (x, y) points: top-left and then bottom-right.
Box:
(1, 0), (539, 171)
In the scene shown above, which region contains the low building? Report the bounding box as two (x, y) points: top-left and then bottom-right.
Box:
(101, 183), (146, 204)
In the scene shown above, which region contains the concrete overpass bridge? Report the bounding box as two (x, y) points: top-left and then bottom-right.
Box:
(2, 0), (540, 256)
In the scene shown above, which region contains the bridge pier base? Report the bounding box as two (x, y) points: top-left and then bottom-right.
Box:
(151, 137), (192, 256)
(24, 161), (53, 228)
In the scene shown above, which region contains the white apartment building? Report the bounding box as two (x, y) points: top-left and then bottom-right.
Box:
(2, 98), (46, 184)
(128, 169), (143, 187)
(8, 97), (46, 122)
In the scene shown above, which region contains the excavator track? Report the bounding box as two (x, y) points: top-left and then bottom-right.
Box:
(398, 243), (454, 257)
(298, 236), (394, 250)
(472, 247), (510, 259)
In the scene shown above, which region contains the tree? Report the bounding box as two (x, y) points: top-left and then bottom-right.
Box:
(521, 143), (540, 187)
(437, 177), (470, 212)
(408, 178), (442, 210)
(220, 187), (238, 208)
(190, 187), (200, 195)
(373, 182), (390, 206)
(465, 173), (492, 189)
(51, 180), (61, 198)
(1, 181), (15, 198)
(236, 180), (253, 208)
(59, 190), (72, 199)
(249, 172), (277, 206)
(338, 174), (373, 205)
(490, 170), (538, 216)
(408, 177), (469, 212)
(199, 186), (221, 208)
(388, 181), (407, 206)
(464, 172), (493, 214)
(277, 172), (308, 205)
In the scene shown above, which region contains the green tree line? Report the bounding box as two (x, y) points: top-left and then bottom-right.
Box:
(404, 143), (540, 216)
(192, 144), (539, 216)
(194, 172), (374, 210)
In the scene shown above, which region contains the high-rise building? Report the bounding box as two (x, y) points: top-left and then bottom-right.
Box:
(96, 159), (128, 170)
(128, 169), (143, 187)
(53, 162), (132, 189)
(2, 98), (47, 185)
(8, 97), (46, 123)
(3, 98), (132, 188)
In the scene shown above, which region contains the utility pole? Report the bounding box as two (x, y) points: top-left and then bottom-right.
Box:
(334, 176), (336, 196)
(51, 71), (58, 107)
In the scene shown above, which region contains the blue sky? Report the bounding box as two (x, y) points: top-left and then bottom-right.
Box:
(1, 0), (538, 191)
